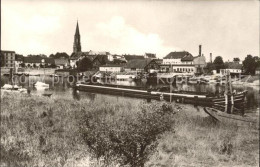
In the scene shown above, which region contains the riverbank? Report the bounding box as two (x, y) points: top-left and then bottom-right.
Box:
(0, 93), (259, 166)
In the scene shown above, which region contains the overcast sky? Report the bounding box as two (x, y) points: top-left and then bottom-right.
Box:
(2, 0), (259, 61)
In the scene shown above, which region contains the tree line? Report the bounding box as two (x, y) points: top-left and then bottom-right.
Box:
(23, 52), (69, 59)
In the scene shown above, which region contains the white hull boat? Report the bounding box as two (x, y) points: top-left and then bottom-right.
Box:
(34, 81), (49, 88)
(188, 77), (199, 84)
(116, 74), (136, 81)
(1, 84), (27, 93)
(208, 79), (219, 84)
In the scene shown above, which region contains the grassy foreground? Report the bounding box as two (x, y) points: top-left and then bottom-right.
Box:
(0, 93), (259, 167)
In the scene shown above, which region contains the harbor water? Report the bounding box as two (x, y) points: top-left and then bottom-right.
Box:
(1, 75), (259, 114)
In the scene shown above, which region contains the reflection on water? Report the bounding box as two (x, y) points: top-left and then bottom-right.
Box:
(1, 75), (259, 113)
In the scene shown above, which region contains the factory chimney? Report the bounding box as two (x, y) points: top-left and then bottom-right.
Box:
(199, 45), (202, 57)
(210, 53), (212, 63)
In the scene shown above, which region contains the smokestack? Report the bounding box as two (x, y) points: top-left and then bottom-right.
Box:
(210, 53), (212, 63)
(199, 45), (202, 57)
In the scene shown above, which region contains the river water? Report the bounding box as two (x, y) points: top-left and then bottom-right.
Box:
(1, 75), (259, 114)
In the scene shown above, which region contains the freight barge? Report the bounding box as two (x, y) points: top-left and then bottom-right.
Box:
(75, 82), (247, 107)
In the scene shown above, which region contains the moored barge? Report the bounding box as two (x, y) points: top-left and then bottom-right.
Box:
(75, 82), (247, 107)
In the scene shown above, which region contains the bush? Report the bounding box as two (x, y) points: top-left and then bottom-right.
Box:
(0, 93), (87, 167)
(79, 101), (176, 167)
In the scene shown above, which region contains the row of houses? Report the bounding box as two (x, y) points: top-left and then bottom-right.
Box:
(69, 45), (207, 74)
(1, 50), (69, 69)
(3, 49), (256, 75)
(96, 53), (206, 74)
(0, 47), (207, 75)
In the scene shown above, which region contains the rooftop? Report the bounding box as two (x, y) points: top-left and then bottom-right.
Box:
(88, 50), (110, 55)
(154, 59), (163, 64)
(145, 53), (156, 58)
(123, 55), (145, 61)
(1, 50), (15, 53)
(225, 62), (242, 69)
(93, 55), (109, 64)
(54, 58), (69, 65)
(24, 57), (54, 64)
(100, 64), (123, 67)
(164, 51), (193, 60)
(70, 52), (91, 60)
(125, 59), (152, 69)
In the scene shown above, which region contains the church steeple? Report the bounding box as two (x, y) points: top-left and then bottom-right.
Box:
(73, 20), (81, 53)
(75, 21), (80, 36)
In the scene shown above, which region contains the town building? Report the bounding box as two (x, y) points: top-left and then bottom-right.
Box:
(123, 55), (145, 62)
(144, 53), (156, 59)
(220, 62), (242, 76)
(159, 64), (171, 73)
(162, 45), (206, 74)
(0, 52), (4, 67)
(112, 55), (127, 65)
(255, 67), (260, 75)
(99, 64), (123, 73)
(14, 54), (24, 68)
(162, 51), (195, 73)
(163, 51), (193, 65)
(145, 59), (161, 73)
(54, 58), (69, 69)
(70, 52), (93, 68)
(92, 54), (110, 70)
(125, 59), (150, 72)
(193, 54), (206, 74)
(24, 57), (55, 68)
(1, 50), (15, 68)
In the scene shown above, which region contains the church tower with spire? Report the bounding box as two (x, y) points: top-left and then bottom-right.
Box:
(73, 21), (82, 53)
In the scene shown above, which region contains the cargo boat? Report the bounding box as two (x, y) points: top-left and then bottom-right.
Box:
(75, 82), (247, 107)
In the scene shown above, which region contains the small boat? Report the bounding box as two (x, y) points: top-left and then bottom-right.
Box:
(29, 74), (40, 76)
(18, 88), (27, 93)
(116, 74), (136, 81)
(176, 76), (189, 84)
(204, 75), (212, 81)
(220, 78), (226, 84)
(141, 78), (147, 83)
(1, 84), (27, 93)
(34, 81), (49, 88)
(14, 73), (24, 76)
(208, 78), (220, 84)
(204, 107), (258, 128)
(2, 84), (19, 90)
(199, 78), (209, 84)
(188, 77), (199, 84)
(42, 93), (52, 97)
(49, 74), (61, 77)
(208, 79), (216, 84)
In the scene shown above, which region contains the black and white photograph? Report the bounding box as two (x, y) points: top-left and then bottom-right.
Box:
(1, 0), (259, 166)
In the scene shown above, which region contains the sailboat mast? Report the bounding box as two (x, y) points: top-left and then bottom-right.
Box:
(224, 70), (233, 105)
(42, 59), (45, 77)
